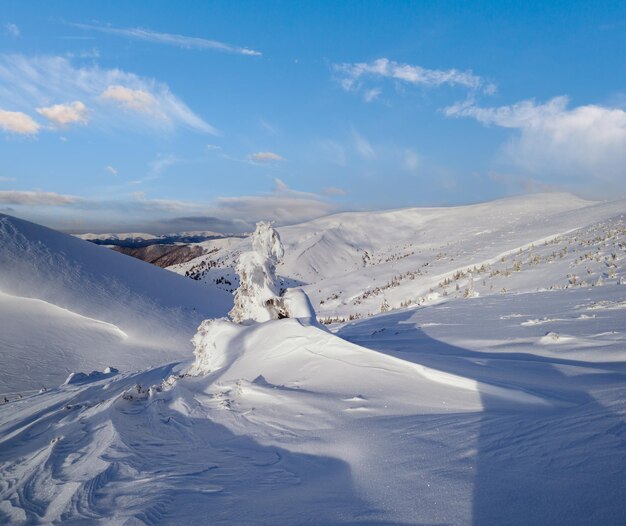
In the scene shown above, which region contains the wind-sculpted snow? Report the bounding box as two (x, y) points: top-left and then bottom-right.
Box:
(2, 282), (626, 524)
(2, 197), (626, 524)
(0, 214), (233, 394)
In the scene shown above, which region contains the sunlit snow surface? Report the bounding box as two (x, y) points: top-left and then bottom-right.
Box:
(1, 195), (626, 524)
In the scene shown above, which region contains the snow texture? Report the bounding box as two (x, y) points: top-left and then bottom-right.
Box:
(1, 195), (626, 524)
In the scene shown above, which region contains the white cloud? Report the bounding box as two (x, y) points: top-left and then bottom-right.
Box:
(0, 190), (81, 205)
(335, 58), (492, 98)
(101, 85), (158, 114)
(37, 100), (88, 127)
(105, 165), (118, 176)
(0, 109), (40, 135)
(71, 22), (261, 56)
(250, 151), (286, 162)
(5, 23), (20, 38)
(0, 54), (216, 134)
(445, 96), (626, 183)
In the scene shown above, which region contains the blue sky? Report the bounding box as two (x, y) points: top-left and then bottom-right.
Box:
(1, 1), (626, 233)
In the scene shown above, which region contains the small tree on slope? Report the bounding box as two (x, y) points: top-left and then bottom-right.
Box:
(229, 221), (286, 323)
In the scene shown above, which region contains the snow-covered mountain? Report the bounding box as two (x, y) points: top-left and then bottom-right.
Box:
(76, 230), (232, 247)
(171, 192), (626, 319)
(1, 194), (625, 525)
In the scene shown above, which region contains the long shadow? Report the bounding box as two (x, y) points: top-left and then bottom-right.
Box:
(0, 363), (428, 525)
(339, 309), (626, 525)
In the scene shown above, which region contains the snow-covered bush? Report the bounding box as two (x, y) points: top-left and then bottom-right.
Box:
(190, 221), (324, 375)
(464, 273), (479, 298)
(380, 298), (390, 313)
(189, 317), (244, 375)
(229, 222), (286, 323)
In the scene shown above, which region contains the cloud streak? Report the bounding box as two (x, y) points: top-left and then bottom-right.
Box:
(335, 58), (495, 100)
(0, 190), (82, 205)
(71, 22), (262, 56)
(249, 151), (286, 162)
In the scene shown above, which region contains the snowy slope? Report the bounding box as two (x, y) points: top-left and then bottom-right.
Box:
(170, 193), (626, 319)
(1, 196), (626, 525)
(0, 214), (233, 394)
(1, 283), (625, 524)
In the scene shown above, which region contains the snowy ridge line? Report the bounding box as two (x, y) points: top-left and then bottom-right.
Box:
(0, 289), (129, 340)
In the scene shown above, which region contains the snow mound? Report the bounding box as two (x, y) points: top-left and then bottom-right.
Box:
(190, 317), (549, 411)
(63, 367), (119, 385)
(189, 318), (244, 375)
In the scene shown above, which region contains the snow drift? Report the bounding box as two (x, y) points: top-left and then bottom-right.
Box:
(0, 213), (233, 393)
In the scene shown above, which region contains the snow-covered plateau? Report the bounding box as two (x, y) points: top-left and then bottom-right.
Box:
(1, 192), (625, 525)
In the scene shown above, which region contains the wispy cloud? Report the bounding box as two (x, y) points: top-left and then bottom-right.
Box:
(0, 54), (216, 135)
(105, 165), (118, 176)
(322, 186), (347, 196)
(0, 109), (40, 135)
(315, 139), (347, 166)
(37, 101), (88, 127)
(71, 22), (262, 56)
(445, 96), (626, 184)
(213, 178), (333, 228)
(352, 130), (375, 159)
(335, 58), (495, 100)
(4, 23), (20, 38)
(148, 153), (180, 177)
(273, 177), (288, 191)
(0, 176), (16, 182)
(249, 151), (286, 163)
(363, 88), (382, 103)
(404, 148), (420, 172)
(0, 190), (82, 205)
(126, 154), (181, 186)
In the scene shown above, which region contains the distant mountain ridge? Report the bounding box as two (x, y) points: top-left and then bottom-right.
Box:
(75, 230), (237, 248)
